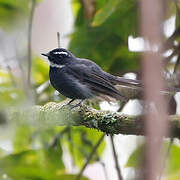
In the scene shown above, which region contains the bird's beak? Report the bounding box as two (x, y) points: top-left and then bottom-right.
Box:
(41, 53), (49, 57)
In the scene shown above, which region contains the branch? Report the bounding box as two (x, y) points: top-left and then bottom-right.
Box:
(9, 101), (180, 139)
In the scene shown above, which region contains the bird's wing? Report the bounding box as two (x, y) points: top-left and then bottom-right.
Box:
(79, 58), (141, 86)
(67, 63), (127, 101)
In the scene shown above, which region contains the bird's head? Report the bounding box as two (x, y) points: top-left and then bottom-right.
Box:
(41, 48), (73, 66)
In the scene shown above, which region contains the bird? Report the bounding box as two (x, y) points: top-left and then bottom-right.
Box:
(41, 48), (141, 108)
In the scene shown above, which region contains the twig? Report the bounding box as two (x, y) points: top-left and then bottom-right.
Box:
(57, 32), (61, 48)
(36, 80), (50, 95)
(14, 46), (28, 90)
(99, 161), (109, 180)
(165, 45), (180, 64)
(75, 134), (105, 180)
(67, 127), (75, 167)
(27, 0), (36, 86)
(17, 59), (28, 90)
(118, 100), (128, 112)
(159, 137), (174, 180)
(49, 127), (69, 148)
(164, 25), (180, 51)
(110, 135), (123, 180)
(173, 54), (180, 74)
(6, 65), (17, 87)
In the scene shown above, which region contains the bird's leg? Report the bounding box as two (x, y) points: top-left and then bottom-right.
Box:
(61, 99), (75, 109)
(117, 99), (129, 112)
(70, 99), (84, 110)
(67, 99), (75, 105)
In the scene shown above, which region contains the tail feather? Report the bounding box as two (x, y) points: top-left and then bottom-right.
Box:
(115, 76), (141, 86)
(105, 72), (180, 93)
(105, 72), (141, 87)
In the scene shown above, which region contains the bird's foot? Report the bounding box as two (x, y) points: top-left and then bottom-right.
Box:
(61, 99), (75, 109)
(70, 100), (84, 110)
(61, 99), (84, 110)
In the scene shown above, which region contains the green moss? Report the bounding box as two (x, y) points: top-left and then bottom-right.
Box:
(100, 112), (118, 124)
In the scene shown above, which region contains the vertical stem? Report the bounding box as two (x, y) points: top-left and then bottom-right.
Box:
(110, 135), (123, 180)
(57, 32), (61, 48)
(27, 0), (36, 86)
(6, 65), (17, 87)
(75, 134), (105, 180)
(99, 161), (109, 180)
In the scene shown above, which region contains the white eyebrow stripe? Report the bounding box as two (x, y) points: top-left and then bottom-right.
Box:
(50, 62), (65, 68)
(53, 51), (68, 55)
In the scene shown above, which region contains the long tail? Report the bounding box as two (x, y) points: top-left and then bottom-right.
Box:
(105, 72), (141, 87)
(105, 72), (180, 93)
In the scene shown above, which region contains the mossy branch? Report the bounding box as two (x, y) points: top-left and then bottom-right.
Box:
(9, 102), (180, 139)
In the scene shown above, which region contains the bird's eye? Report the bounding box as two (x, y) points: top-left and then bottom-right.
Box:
(53, 51), (68, 56)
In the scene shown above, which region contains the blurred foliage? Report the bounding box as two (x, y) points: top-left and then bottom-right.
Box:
(0, 148), (64, 180)
(0, 70), (26, 108)
(0, 0), (43, 31)
(0, 125), (104, 179)
(125, 142), (180, 179)
(0, 0), (29, 31)
(0, 0), (107, 179)
(0, 0), (180, 180)
(63, 127), (105, 167)
(70, 0), (139, 74)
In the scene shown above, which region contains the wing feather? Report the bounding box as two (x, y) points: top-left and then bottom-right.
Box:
(67, 64), (127, 101)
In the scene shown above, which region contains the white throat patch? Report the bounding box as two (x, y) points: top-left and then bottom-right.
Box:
(50, 62), (65, 68)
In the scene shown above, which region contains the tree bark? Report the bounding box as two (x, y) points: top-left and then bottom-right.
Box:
(9, 101), (180, 139)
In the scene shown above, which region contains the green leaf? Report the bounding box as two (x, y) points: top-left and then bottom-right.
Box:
(71, 0), (82, 17)
(125, 144), (144, 168)
(44, 142), (65, 172)
(0, 148), (65, 180)
(126, 142), (180, 178)
(92, 0), (119, 27)
(13, 126), (34, 153)
(166, 143), (180, 175)
(96, 0), (109, 10)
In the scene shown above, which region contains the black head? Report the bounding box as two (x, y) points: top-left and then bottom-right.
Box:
(41, 48), (74, 65)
